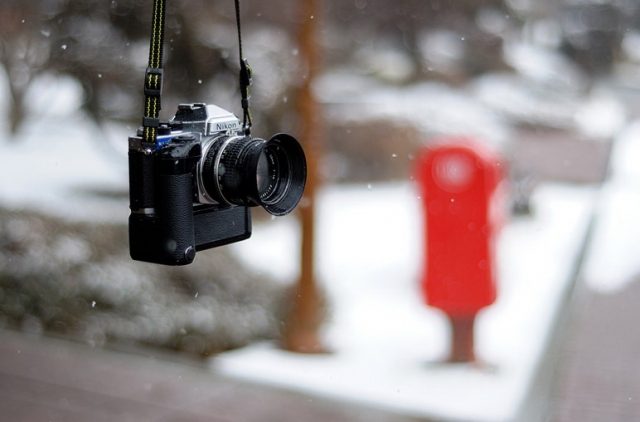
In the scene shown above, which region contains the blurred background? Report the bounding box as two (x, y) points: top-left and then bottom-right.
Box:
(2, 0), (640, 421)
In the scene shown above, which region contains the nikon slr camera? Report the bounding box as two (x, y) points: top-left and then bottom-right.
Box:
(128, 103), (307, 265)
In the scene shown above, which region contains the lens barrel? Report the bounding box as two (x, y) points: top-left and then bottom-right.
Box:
(200, 133), (306, 216)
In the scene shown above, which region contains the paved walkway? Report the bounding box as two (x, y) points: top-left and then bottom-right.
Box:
(0, 329), (423, 422)
(548, 275), (640, 421)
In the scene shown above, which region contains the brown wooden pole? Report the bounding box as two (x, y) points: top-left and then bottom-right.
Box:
(447, 313), (477, 363)
(281, 0), (326, 354)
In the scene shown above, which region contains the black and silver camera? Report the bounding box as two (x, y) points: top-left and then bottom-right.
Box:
(128, 103), (307, 266)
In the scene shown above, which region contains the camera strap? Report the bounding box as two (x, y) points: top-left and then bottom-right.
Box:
(142, 0), (167, 144)
(141, 0), (253, 142)
(235, 0), (253, 135)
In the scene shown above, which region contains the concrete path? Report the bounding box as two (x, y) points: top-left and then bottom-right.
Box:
(0, 329), (424, 422)
(548, 275), (640, 421)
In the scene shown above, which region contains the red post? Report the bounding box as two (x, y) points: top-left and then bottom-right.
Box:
(415, 137), (505, 363)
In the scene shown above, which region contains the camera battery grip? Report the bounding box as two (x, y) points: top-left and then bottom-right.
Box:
(129, 204), (251, 266)
(129, 133), (252, 266)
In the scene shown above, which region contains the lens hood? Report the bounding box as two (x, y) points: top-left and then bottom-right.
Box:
(253, 133), (307, 216)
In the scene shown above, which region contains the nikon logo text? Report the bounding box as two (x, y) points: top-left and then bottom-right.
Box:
(216, 122), (239, 131)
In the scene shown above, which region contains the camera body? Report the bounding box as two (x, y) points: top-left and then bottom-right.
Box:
(128, 103), (306, 266)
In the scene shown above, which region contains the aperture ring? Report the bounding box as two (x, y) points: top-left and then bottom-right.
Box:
(213, 135), (243, 205)
(218, 139), (254, 206)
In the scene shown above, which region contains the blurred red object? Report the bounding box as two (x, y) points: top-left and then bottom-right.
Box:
(415, 138), (506, 362)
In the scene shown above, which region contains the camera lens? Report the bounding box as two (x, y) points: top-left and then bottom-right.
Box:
(200, 133), (306, 216)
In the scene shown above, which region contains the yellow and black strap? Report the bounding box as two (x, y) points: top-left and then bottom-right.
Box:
(142, 0), (167, 144)
(235, 0), (253, 135)
(141, 0), (252, 140)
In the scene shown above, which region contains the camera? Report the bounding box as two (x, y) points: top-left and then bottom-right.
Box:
(128, 103), (307, 265)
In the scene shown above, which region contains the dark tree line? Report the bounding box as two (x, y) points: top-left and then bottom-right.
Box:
(0, 0), (514, 137)
(2, 0), (634, 138)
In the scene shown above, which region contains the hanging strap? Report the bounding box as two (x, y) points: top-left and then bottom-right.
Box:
(142, 0), (167, 144)
(235, 0), (253, 135)
(141, 0), (252, 141)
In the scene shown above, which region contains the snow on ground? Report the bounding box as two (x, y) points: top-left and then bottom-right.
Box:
(0, 71), (130, 223)
(582, 120), (640, 293)
(0, 119), (129, 223)
(316, 71), (511, 149)
(0, 117), (130, 223)
(218, 182), (597, 422)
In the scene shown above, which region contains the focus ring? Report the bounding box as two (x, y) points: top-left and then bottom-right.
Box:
(218, 139), (250, 206)
(200, 137), (226, 204)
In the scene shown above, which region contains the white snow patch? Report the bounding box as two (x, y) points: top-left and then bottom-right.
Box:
(583, 120), (640, 293)
(24, 73), (84, 116)
(0, 112), (129, 223)
(574, 86), (627, 140)
(318, 77), (511, 149)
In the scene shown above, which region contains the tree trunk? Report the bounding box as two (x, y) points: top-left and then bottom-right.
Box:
(281, 0), (327, 354)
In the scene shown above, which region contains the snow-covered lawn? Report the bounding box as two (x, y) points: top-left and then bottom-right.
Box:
(217, 182), (596, 422)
